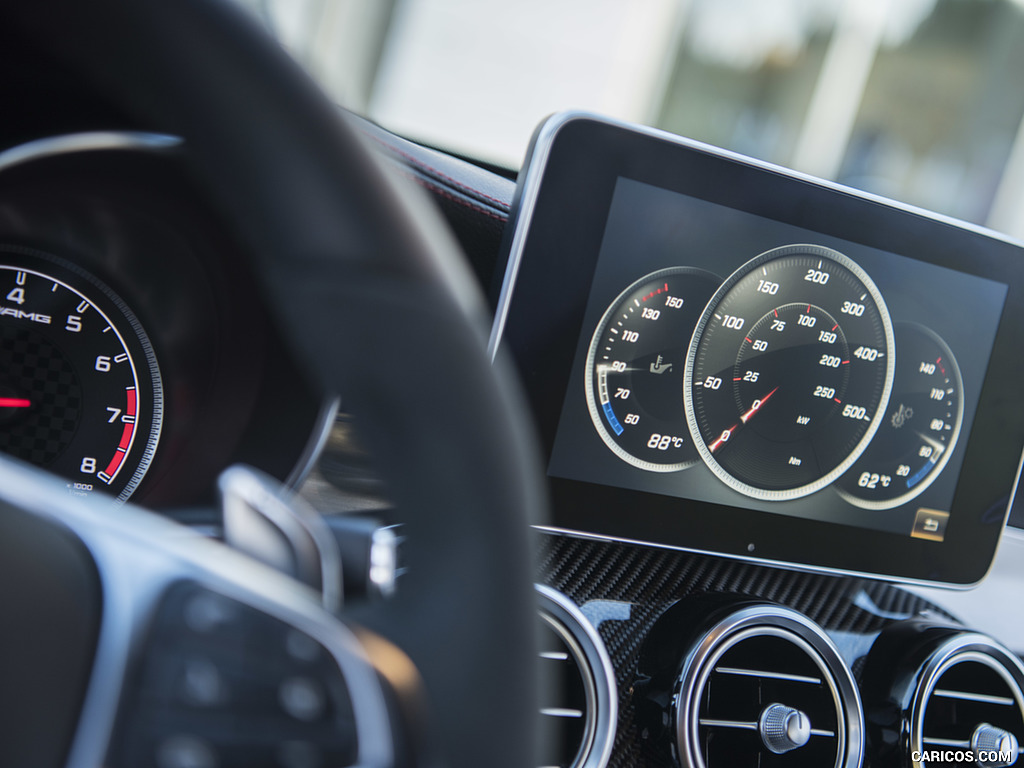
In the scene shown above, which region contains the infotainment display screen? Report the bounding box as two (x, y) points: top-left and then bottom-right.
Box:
(492, 113), (1024, 586)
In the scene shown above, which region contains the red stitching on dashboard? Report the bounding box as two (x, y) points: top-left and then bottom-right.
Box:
(369, 133), (510, 211)
(415, 182), (507, 224)
(405, 173), (507, 222)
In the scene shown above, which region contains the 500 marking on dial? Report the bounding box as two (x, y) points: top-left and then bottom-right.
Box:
(684, 244), (895, 500)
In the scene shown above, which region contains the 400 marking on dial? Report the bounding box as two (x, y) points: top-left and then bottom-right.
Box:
(684, 244), (895, 500)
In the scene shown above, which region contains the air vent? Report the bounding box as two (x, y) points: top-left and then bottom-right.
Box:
(675, 605), (863, 768)
(910, 634), (1024, 768)
(535, 585), (617, 768)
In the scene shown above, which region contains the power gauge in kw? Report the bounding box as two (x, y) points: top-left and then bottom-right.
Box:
(585, 267), (721, 471)
(836, 323), (963, 509)
(684, 244), (896, 500)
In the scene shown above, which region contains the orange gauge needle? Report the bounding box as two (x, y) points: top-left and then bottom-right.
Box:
(0, 398), (31, 408)
(741, 386), (779, 424)
(709, 387), (780, 453)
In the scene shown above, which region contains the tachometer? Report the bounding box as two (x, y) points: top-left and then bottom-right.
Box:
(585, 267), (721, 471)
(0, 246), (161, 501)
(684, 244), (895, 499)
(836, 323), (963, 509)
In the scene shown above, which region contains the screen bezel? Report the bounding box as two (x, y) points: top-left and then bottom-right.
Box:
(491, 112), (1024, 587)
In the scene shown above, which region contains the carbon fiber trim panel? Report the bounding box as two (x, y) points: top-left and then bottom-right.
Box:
(536, 532), (958, 768)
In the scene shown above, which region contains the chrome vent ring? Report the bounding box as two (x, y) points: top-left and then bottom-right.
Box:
(535, 585), (617, 768)
(674, 605), (863, 768)
(910, 634), (1024, 768)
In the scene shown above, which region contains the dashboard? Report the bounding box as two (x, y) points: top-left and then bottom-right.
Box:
(3, 16), (1024, 768)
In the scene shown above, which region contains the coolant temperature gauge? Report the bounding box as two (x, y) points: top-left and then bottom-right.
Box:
(836, 323), (963, 509)
(585, 267), (721, 471)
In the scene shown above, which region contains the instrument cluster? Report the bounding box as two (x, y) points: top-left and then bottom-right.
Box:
(0, 136), (323, 508)
(585, 243), (963, 512)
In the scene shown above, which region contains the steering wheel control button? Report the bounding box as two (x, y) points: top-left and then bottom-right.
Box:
(109, 584), (358, 768)
(285, 629), (323, 663)
(276, 740), (324, 768)
(279, 677), (327, 722)
(184, 592), (240, 635)
(759, 703), (812, 754)
(179, 657), (229, 707)
(155, 735), (218, 768)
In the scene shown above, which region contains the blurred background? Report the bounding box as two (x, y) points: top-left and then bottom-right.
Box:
(235, 0), (1024, 240)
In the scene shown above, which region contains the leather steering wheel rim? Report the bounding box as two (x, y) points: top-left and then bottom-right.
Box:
(5, 2), (544, 768)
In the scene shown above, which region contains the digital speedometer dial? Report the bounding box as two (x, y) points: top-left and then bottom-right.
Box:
(0, 247), (161, 502)
(684, 244), (895, 499)
(585, 267), (721, 471)
(836, 323), (963, 509)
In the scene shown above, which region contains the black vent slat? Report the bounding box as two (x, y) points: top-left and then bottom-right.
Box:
(698, 633), (842, 767)
(921, 659), (1024, 752)
(537, 620), (589, 768)
(536, 586), (617, 768)
(670, 605), (862, 768)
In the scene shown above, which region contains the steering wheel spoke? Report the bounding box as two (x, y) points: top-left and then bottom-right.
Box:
(0, 455), (396, 768)
(2, 1), (543, 766)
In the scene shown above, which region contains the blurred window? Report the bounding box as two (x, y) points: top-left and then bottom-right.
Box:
(240, 0), (1024, 238)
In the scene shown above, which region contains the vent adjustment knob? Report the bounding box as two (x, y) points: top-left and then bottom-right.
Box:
(971, 723), (1019, 768)
(759, 703), (812, 754)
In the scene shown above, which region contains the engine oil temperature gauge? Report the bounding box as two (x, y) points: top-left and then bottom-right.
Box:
(585, 266), (721, 471)
(836, 323), (963, 509)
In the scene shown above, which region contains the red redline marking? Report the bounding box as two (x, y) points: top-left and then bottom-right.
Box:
(744, 337), (753, 343)
(807, 305), (811, 313)
(104, 452), (124, 477)
(126, 387), (137, 417)
(0, 397), (31, 408)
(118, 423), (134, 451)
(936, 357), (946, 375)
(842, 360), (850, 364)
(834, 397), (842, 403)
(832, 324), (838, 331)
(733, 377), (742, 381)
(774, 309), (779, 317)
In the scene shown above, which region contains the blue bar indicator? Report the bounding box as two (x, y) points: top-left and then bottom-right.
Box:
(603, 402), (624, 436)
(906, 461), (933, 489)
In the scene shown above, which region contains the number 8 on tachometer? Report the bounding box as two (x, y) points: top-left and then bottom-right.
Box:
(684, 244), (895, 500)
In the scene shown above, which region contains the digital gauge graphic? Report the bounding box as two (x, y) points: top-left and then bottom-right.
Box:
(684, 244), (895, 499)
(0, 248), (162, 502)
(585, 266), (721, 471)
(836, 323), (963, 509)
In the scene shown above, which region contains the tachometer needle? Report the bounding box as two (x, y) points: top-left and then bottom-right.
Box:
(740, 386), (779, 424)
(0, 397), (31, 408)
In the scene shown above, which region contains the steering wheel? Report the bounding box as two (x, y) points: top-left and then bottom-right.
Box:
(0, 2), (543, 768)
